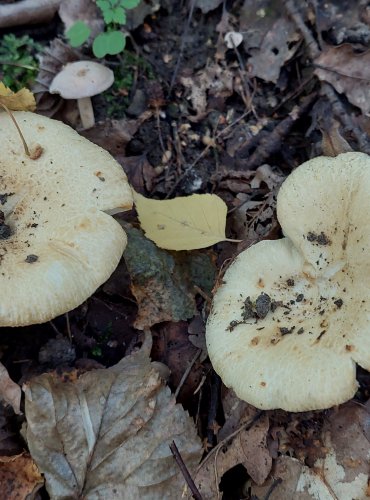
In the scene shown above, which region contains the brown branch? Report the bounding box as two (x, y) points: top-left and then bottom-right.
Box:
(284, 0), (370, 154)
(170, 440), (203, 500)
(0, 0), (61, 28)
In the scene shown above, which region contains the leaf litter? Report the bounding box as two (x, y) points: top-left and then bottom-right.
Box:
(24, 335), (202, 500)
(2, 0), (370, 498)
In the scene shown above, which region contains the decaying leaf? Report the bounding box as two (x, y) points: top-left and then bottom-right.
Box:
(247, 17), (300, 83)
(24, 336), (202, 499)
(134, 192), (229, 250)
(0, 362), (21, 415)
(0, 83), (36, 111)
(314, 44), (370, 115)
(123, 226), (216, 329)
(196, 414), (272, 498)
(0, 453), (43, 499)
(195, 0), (223, 14)
(180, 64), (234, 120)
(252, 404), (370, 499)
(59, 0), (103, 40)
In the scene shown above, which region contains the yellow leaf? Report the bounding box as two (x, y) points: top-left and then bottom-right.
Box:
(134, 192), (230, 250)
(0, 82), (36, 111)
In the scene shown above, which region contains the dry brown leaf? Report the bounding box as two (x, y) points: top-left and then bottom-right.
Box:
(0, 362), (21, 415)
(180, 64), (234, 120)
(247, 17), (300, 83)
(59, 0), (103, 39)
(0, 453), (43, 499)
(315, 44), (370, 115)
(0, 83), (35, 111)
(252, 404), (370, 499)
(24, 336), (202, 499)
(196, 414), (272, 497)
(320, 119), (353, 156)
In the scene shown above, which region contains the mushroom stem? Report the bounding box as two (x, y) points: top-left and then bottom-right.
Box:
(0, 103), (30, 156)
(77, 97), (95, 130)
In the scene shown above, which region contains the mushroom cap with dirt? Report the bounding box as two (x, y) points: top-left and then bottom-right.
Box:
(49, 60), (114, 129)
(206, 152), (370, 412)
(0, 111), (132, 327)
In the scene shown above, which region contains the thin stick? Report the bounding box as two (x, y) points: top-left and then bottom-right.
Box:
(170, 440), (203, 500)
(0, 104), (30, 156)
(174, 348), (201, 399)
(165, 111), (251, 198)
(169, 0), (196, 93)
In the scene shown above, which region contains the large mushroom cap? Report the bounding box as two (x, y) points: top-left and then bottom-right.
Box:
(206, 152), (370, 412)
(49, 61), (114, 99)
(0, 111), (132, 326)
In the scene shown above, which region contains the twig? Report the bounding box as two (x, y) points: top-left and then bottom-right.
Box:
(197, 411), (263, 497)
(235, 93), (316, 170)
(174, 349), (201, 399)
(170, 440), (203, 500)
(0, 0), (61, 28)
(206, 372), (221, 449)
(166, 111), (251, 198)
(65, 312), (72, 342)
(285, 0), (370, 154)
(284, 0), (320, 59)
(264, 478), (282, 500)
(169, 0), (196, 93)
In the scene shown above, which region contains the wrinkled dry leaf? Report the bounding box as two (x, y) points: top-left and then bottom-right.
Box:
(33, 38), (78, 116)
(0, 453), (43, 499)
(134, 192), (229, 250)
(321, 119), (353, 156)
(59, 0), (103, 39)
(252, 404), (370, 499)
(123, 226), (216, 329)
(0, 83), (36, 111)
(247, 17), (300, 83)
(81, 111), (152, 156)
(180, 64), (234, 120)
(25, 336), (202, 499)
(196, 414), (272, 498)
(195, 0), (223, 14)
(315, 44), (370, 115)
(0, 362), (21, 415)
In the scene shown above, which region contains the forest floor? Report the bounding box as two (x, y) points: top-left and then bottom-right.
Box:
(1, 0), (370, 498)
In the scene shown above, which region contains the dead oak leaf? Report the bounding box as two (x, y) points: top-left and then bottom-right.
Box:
(314, 44), (370, 115)
(24, 336), (202, 500)
(0, 453), (43, 499)
(0, 82), (36, 111)
(0, 362), (21, 414)
(196, 414), (272, 498)
(123, 225), (216, 329)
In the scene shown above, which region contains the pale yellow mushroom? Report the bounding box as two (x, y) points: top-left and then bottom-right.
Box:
(206, 152), (370, 411)
(0, 111), (132, 326)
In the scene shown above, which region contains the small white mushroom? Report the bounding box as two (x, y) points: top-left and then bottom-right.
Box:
(49, 61), (114, 129)
(224, 31), (243, 49)
(206, 152), (370, 412)
(0, 111), (132, 326)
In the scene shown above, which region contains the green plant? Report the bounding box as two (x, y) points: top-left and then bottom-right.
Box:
(0, 34), (42, 89)
(66, 0), (140, 58)
(103, 52), (154, 118)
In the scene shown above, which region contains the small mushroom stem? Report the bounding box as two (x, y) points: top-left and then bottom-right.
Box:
(77, 97), (95, 129)
(0, 103), (30, 156)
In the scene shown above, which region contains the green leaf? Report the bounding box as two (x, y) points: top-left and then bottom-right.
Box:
(92, 31), (126, 58)
(112, 6), (126, 24)
(96, 0), (111, 12)
(65, 21), (91, 47)
(121, 0), (140, 8)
